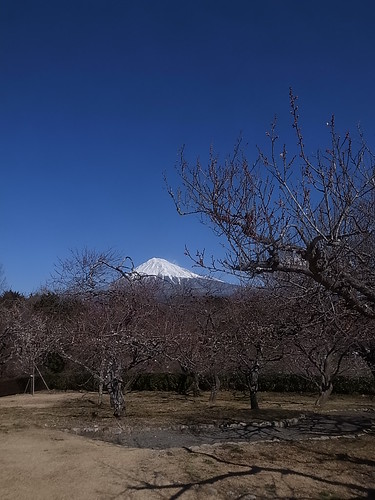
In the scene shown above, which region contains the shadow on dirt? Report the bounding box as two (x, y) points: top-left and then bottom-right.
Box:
(126, 446), (375, 500)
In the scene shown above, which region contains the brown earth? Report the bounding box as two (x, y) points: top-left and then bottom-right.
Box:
(0, 390), (374, 499)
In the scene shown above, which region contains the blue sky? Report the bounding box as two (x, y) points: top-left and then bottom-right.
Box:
(1, 0), (375, 294)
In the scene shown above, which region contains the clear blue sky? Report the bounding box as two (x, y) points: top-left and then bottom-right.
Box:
(1, 0), (375, 294)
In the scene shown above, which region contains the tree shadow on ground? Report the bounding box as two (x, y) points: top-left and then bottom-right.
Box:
(125, 446), (374, 500)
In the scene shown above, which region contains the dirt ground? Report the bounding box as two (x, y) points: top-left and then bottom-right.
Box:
(0, 390), (374, 499)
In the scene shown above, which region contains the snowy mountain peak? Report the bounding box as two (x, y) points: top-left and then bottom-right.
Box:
(135, 258), (202, 281)
(133, 257), (236, 296)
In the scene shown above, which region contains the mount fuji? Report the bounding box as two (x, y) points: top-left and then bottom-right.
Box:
(133, 258), (236, 296)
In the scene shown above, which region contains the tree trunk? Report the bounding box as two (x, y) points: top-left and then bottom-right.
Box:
(98, 366), (104, 406)
(30, 363), (35, 395)
(315, 380), (333, 406)
(191, 372), (200, 397)
(358, 343), (375, 390)
(98, 381), (104, 407)
(107, 376), (124, 417)
(177, 372), (189, 395)
(250, 389), (259, 410)
(106, 364), (124, 417)
(30, 373), (35, 396)
(178, 367), (200, 396)
(247, 370), (260, 410)
(209, 373), (220, 403)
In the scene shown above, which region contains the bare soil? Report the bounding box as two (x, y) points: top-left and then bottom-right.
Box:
(0, 390), (374, 499)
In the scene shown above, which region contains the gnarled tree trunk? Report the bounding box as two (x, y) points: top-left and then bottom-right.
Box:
(246, 368), (260, 410)
(190, 372), (200, 397)
(209, 372), (220, 403)
(316, 380), (333, 406)
(106, 364), (124, 417)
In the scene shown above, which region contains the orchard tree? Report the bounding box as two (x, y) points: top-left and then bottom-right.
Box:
(285, 284), (360, 404)
(227, 290), (285, 410)
(169, 90), (375, 317)
(168, 90), (375, 378)
(52, 248), (162, 417)
(194, 296), (231, 402)
(58, 289), (161, 416)
(51, 248), (135, 297)
(0, 291), (25, 375)
(162, 294), (230, 400)
(162, 296), (204, 396)
(4, 298), (57, 393)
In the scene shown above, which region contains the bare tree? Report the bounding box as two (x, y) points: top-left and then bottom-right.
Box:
(52, 249), (162, 417)
(284, 284), (359, 404)
(161, 296), (204, 396)
(168, 90), (375, 384)
(51, 248), (135, 297)
(4, 298), (56, 393)
(169, 90), (375, 318)
(194, 296), (231, 402)
(0, 291), (24, 375)
(226, 290), (285, 410)
(58, 289), (160, 416)
(167, 295), (230, 401)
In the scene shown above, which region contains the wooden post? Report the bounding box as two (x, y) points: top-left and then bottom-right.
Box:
(34, 364), (50, 392)
(30, 373), (35, 396)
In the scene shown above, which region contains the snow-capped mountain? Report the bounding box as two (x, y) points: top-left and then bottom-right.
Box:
(133, 258), (236, 296)
(135, 258), (203, 283)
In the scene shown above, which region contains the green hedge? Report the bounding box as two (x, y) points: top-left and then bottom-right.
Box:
(130, 372), (374, 395)
(39, 371), (375, 395)
(44, 370), (98, 391)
